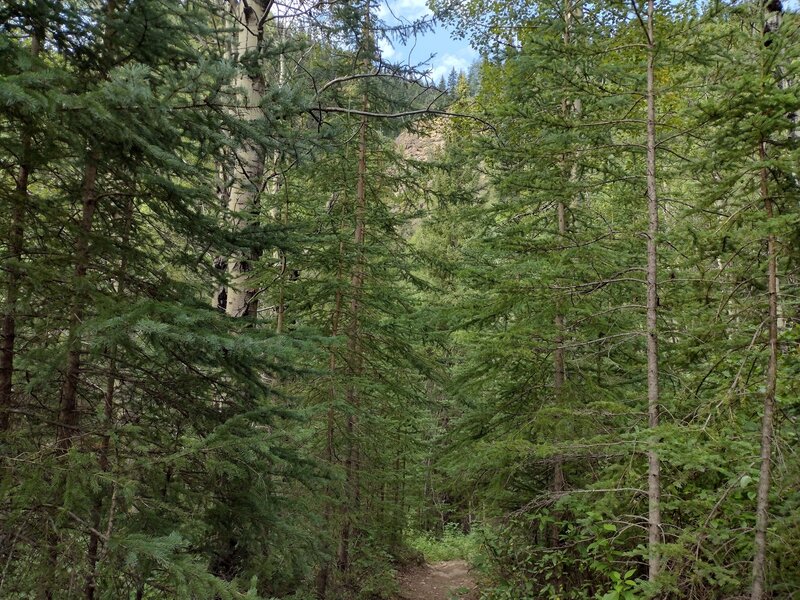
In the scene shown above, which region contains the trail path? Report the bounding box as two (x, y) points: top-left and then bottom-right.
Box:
(398, 560), (478, 600)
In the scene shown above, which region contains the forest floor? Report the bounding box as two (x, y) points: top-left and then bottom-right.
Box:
(397, 560), (479, 600)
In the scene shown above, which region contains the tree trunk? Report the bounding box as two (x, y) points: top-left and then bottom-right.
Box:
(315, 234), (345, 599)
(274, 45), (288, 333)
(750, 3), (783, 595)
(225, 0), (269, 318)
(0, 24), (42, 431)
(84, 198), (132, 600)
(275, 194), (288, 334)
(554, 0), (572, 398)
(550, 0), (578, 561)
(0, 153), (29, 432)
(213, 161), (231, 311)
(645, 0), (662, 582)
(554, 200), (566, 393)
(338, 110), (368, 575)
(57, 154), (100, 451)
(337, 2), (373, 573)
(751, 143), (778, 600)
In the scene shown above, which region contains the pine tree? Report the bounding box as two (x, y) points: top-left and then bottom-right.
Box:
(642, 0), (662, 581)
(0, 7), (43, 433)
(3, 0), (800, 598)
(0, 1), (321, 596)
(447, 67), (459, 93)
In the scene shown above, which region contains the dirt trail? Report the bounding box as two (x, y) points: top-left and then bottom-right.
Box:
(398, 560), (478, 600)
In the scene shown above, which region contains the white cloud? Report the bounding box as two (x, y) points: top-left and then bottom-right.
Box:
(378, 37), (396, 60)
(377, 0), (432, 22)
(429, 52), (472, 83)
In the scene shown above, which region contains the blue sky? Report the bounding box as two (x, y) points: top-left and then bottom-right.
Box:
(375, 0), (477, 83)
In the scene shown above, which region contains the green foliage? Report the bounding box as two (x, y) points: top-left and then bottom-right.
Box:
(3, 0), (800, 599)
(407, 523), (484, 564)
(418, 1), (800, 599)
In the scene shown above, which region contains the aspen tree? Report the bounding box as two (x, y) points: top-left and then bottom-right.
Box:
(225, 0), (271, 318)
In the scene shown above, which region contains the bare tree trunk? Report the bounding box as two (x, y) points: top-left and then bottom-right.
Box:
(0, 25), (42, 431)
(644, 0), (662, 582)
(210, 5), (234, 312)
(225, 0), (269, 318)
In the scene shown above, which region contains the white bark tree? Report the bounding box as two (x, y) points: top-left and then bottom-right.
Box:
(225, 0), (272, 318)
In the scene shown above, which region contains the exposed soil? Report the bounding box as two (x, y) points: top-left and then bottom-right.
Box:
(398, 560), (479, 600)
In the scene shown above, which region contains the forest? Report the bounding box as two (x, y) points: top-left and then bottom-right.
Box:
(0, 0), (798, 598)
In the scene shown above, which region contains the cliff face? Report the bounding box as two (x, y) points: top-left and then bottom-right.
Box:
(396, 120), (446, 162)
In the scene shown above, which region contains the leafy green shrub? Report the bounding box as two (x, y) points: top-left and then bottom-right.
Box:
(406, 523), (484, 564)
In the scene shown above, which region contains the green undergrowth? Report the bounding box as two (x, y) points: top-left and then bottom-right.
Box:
(406, 523), (485, 565)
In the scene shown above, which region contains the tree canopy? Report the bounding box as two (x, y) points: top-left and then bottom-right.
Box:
(0, 1), (798, 599)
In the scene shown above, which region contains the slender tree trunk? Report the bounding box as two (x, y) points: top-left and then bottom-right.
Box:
(274, 46), (288, 333)
(84, 198), (132, 600)
(46, 150), (100, 600)
(327, 236), (346, 465)
(57, 154), (100, 451)
(552, 197), (567, 555)
(751, 146), (779, 600)
(0, 156), (29, 432)
(48, 7), (114, 598)
(338, 111), (368, 574)
(211, 7), (235, 312)
(275, 194), (288, 334)
(84, 346), (117, 600)
(550, 0), (578, 560)
(225, 0), (268, 318)
(750, 6), (783, 596)
(554, 201), (567, 393)
(0, 25), (42, 431)
(337, 2), (373, 572)
(644, 0), (662, 582)
(58, 0), (119, 451)
(315, 234), (345, 600)
(213, 161), (231, 311)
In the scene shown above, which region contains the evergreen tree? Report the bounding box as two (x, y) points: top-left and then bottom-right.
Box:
(446, 67), (459, 93)
(2, 0), (799, 599)
(0, 1), (318, 596)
